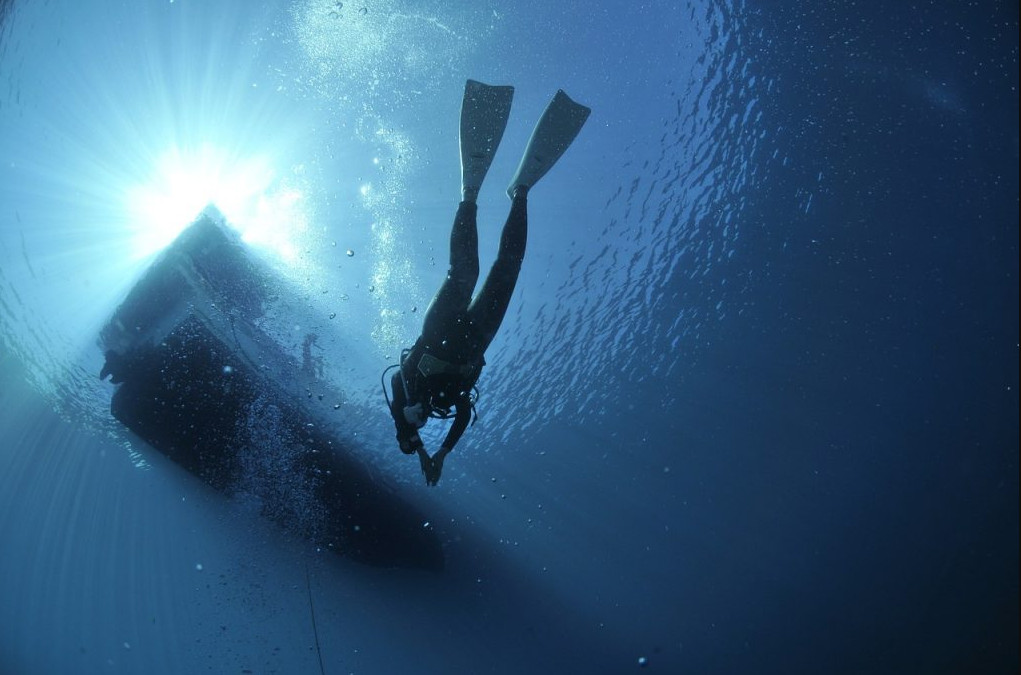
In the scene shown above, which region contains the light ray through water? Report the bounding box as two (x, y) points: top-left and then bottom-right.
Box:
(0, 0), (319, 418)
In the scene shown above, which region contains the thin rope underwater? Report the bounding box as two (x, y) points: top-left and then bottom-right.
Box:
(305, 562), (327, 675)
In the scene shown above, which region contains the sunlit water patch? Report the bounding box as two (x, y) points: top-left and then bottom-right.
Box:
(0, 0), (328, 423)
(291, 0), (493, 104)
(289, 0), (502, 358)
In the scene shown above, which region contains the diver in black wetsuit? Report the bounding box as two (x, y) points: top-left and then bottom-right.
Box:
(390, 188), (528, 484)
(388, 80), (590, 486)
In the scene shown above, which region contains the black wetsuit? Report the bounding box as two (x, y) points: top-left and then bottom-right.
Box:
(390, 191), (528, 453)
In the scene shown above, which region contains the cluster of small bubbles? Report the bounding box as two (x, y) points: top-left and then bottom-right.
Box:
(293, 0), (491, 109)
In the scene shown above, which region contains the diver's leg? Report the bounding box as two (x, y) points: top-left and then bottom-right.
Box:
(421, 201), (480, 342)
(467, 189), (528, 352)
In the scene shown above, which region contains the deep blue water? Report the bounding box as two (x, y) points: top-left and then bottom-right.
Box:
(1, 1), (1017, 674)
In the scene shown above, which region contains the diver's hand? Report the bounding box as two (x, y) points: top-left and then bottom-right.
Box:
(418, 447), (449, 486)
(399, 433), (423, 455)
(403, 402), (427, 428)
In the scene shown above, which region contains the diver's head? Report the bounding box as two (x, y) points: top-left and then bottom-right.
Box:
(403, 401), (428, 429)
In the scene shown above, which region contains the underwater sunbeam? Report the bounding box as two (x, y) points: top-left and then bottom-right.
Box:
(0, 0), (321, 423)
(125, 145), (308, 263)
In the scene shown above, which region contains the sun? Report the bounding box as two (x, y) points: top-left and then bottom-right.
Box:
(125, 144), (308, 263)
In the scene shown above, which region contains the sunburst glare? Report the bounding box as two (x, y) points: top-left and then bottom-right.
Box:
(125, 145), (308, 263)
(0, 0), (320, 417)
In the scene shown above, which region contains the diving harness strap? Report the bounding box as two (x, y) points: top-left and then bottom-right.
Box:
(381, 348), (479, 425)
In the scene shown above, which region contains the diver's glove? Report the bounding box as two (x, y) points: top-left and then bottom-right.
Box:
(424, 447), (451, 486)
(418, 447), (450, 486)
(399, 433), (424, 455)
(403, 402), (427, 428)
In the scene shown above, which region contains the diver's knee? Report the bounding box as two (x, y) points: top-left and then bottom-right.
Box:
(448, 263), (480, 285)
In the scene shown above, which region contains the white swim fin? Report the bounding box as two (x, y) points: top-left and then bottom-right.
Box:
(460, 79), (514, 202)
(507, 90), (591, 197)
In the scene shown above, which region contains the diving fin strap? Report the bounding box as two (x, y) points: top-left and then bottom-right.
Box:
(507, 89), (591, 198)
(460, 79), (514, 201)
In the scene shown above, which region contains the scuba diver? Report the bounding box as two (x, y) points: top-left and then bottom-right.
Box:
(386, 79), (590, 486)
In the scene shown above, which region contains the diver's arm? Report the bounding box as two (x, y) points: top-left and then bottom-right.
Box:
(439, 395), (472, 454)
(418, 399), (468, 486)
(390, 371), (423, 453)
